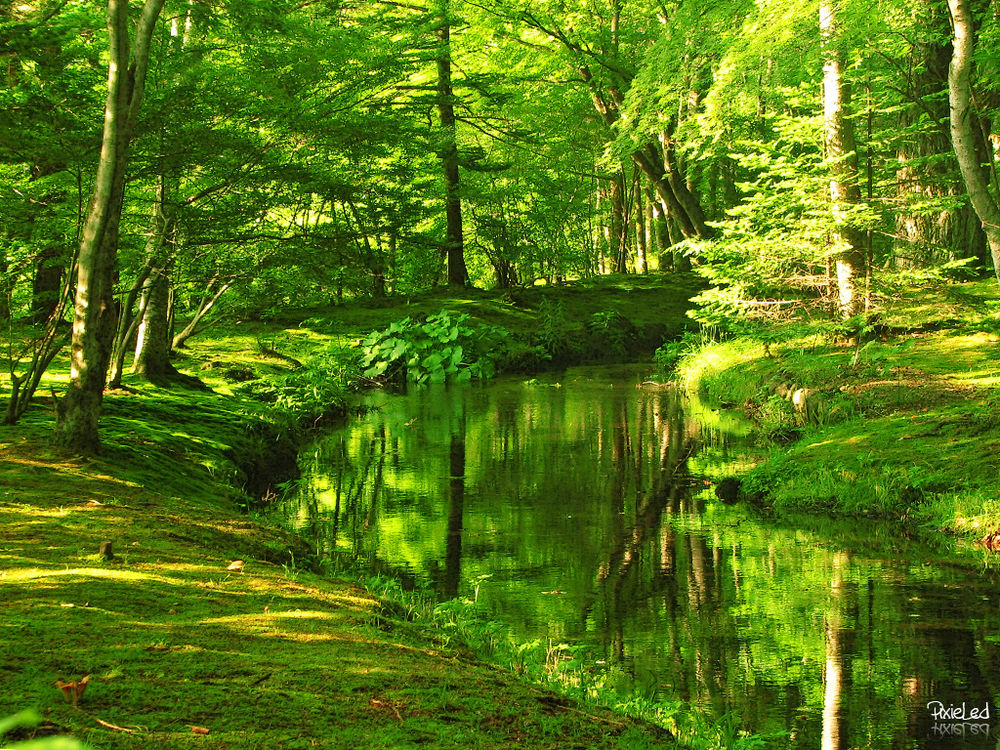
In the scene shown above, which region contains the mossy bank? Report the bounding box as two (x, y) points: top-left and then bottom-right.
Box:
(676, 278), (1000, 543)
(1, 276), (698, 749)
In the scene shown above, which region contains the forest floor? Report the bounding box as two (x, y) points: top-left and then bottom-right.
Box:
(7, 272), (996, 748)
(678, 277), (1000, 544)
(1, 275), (696, 750)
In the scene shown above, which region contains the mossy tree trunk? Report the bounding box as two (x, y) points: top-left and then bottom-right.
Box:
(133, 271), (177, 381)
(53, 0), (165, 454)
(896, 0), (986, 267)
(31, 243), (65, 324)
(133, 176), (182, 383)
(948, 0), (1000, 283)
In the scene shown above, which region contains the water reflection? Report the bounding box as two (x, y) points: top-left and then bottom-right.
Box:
(281, 367), (1000, 748)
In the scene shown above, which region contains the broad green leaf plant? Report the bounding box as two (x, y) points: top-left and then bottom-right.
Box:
(359, 311), (508, 384)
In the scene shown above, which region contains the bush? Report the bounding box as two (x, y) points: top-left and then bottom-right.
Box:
(536, 298), (571, 359)
(585, 311), (635, 359)
(238, 344), (358, 425)
(359, 311), (509, 384)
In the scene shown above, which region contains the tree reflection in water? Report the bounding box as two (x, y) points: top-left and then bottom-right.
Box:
(281, 367), (1000, 749)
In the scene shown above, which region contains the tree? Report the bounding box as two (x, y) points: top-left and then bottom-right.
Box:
(821, 0), (867, 318)
(435, 0), (470, 287)
(947, 0), (1000, 283)
(53, 0), (165, 454)
(0, 2), (104, 324)
(511, 1), (714, 249)
(892, 0), (986, 267)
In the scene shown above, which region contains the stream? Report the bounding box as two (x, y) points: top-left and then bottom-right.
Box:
(277, 365), (1000, 748)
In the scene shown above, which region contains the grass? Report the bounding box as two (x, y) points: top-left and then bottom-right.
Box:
(1, 276), (698, 749)
(1, 416), (675, 749)
(676, 278), (1000, 541)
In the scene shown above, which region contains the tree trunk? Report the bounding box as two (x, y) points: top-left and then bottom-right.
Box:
(642, 187), (654, 274)
(610, 170), (627, 273)
(896, 0), (986, 267)
(171, 278), (232, 349)
(573, 61), (712, 242)
(634, 140), (709, 241)
(652, 195), (673, 272)
(31, 244), (65, 324)
(106, 262), (153, 388)
(133, 270), (178, 381)
(436, 1), (468, 287)
(948, 0), (1000, 283)
(821, 0), (867, 318)
(344, 198), (386, 298)
(634, 171), (647, 274)
(0, 251), (10, 321)
(53, 0), (165, 454)
(659, 132), (711, 238)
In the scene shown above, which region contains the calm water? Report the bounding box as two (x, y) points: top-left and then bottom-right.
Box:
(280, 366), (1000, 748)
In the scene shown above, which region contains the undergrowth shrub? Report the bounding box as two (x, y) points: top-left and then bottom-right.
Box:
(585, 310), (636, 359)
(237, 343), (358, 426)
(359, 311), (509, 384)
(536, 298), (573, 359)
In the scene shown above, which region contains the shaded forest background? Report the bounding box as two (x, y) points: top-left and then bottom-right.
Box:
(3, 0), (1000, 451)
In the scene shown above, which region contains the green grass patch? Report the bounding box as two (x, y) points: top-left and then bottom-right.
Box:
(677, 278), (1000, 541)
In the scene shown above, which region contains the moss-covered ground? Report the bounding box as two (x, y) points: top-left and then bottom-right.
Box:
(2, 276), (694, 749)
(678, 278), (1000, 541)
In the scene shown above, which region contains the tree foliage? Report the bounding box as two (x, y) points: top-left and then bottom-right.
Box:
(3, 0), (1000, 445)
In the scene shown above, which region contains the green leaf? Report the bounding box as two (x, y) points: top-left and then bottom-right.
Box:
(0, 709), (40, 736)
(389, 341), (408, 361)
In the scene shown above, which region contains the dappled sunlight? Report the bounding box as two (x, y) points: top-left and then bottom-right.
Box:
(805, 432), (874, 451)
(1, 567), (187, 586)
(203, 609), (341, 627)
(949, 369), (1000, 385)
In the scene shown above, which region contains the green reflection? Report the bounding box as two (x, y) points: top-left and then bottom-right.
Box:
(281, 366), (1000, 749)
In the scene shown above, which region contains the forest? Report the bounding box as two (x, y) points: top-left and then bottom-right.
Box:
(3, 0), (999, 448)
(3, 0), (1000, 748)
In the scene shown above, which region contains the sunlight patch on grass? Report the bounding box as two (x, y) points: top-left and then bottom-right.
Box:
(2, 567), (185, 585)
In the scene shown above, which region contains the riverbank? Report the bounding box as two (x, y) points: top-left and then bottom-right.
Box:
(1, 276), (698, 749)
(676, 278), (1000, 544)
